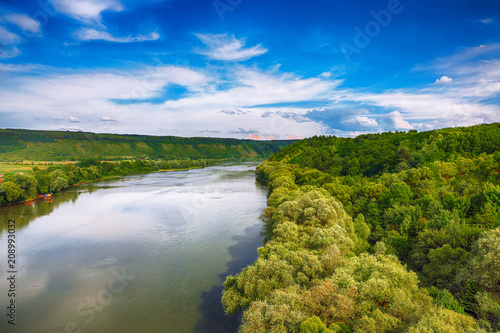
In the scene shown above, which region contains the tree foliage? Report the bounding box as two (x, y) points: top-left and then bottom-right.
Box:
(224, 123), (500, 332)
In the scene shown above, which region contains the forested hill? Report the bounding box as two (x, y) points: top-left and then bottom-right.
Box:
(269, 123), (500, 177)
(222, 123), (500, 332)
(0, 129), (295, 161)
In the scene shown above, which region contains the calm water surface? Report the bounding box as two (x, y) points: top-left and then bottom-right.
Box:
(0, 163), (266, 333)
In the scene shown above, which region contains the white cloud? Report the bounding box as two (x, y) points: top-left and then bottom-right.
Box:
(478, 18), (494, 25)
(0, 11), (43, 59)
(435, 75), (453, 84)
(228, 127), (259, 134)
(219, 108), (249, 115)
(100, 116), (117, 121)
(0, 26), (21, 58)
(0, 46), (20, 59)
(0, 63), (41, 72)
(67, 116), (82, 123)
(343, 83), (500, 131)
(353, 90), (495, 121)
(0, 26), (20, 45)
(53, 0), (161, 44)
(449, 60), (500, 98)
(161, 67), (340, 111)
(1, 41), (499, 139)
(2, 13), (40, 33)
(74, 28), (160, 43)
(414, 43), (500, 73)
(352, 116), (378, 127)
(347, 46), (500, 131)
(377, 111), (413, 130)
(0, 64), (334, 139)
(151, 67), (209, 92)
(52, 125), (84, 131)
(52, 0), (124, 23)
(195, 33), (267, 61)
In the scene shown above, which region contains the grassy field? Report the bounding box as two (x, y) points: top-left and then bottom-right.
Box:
(0, 161), (74, 176)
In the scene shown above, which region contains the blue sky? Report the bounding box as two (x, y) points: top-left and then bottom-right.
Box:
(0, 0), (499, 139)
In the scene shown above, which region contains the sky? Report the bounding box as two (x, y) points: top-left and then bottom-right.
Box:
(0, 0), (499, 140)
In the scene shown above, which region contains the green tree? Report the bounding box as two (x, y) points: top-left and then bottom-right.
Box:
(421, 245), (470, 289)
(300, 316), (333, 333)
(475, 291), (500, 331)
(459, 228), (500, 294)
(1, 181), (22, 203)
(353, 214), (370, 254)
(3, 173), (37, 199)
(408, 307), (482, 332)
(0, 184), (4, 206)
(382, 182), (413, 207)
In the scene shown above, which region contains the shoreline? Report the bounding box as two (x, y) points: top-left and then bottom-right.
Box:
(1, 167), (199, 208)
(1, 160), (263, 209)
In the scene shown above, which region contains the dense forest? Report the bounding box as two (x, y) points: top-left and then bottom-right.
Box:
(0, 129), (294, 161)
(222, 123), (500, 332)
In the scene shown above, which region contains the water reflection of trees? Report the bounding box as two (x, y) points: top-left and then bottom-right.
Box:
(0, 184), (101, 233)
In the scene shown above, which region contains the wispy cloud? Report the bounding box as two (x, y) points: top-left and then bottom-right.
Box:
(219, 108), (249, 115)
(352, 90), (497, 121)
(0, 63), (43, 72)
(0, 9), (44, 58)
(262, 110), (310, 123)
(100, 116), (118, 122)
(0, 46), (20, 59)
(0, 25), (19, 45)
(196, 129), (221, 134)
(52, 1), (160, 44)
(478, 18), (495, 25)
(414, 43), (500, 73)
(228, 127), (260, 134)
(53, 125), (84, 131)
(1, 13), (40, 33)
(52, 0), (124, 24)
(160, 67), (340, 111)
(67, 116), (82, 123)
(74, 28), (160, 43)
(0, 26), (20, 59)
(195, 33), (268, 61)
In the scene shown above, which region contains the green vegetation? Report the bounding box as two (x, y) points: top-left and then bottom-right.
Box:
(0, 129), (293, 161)
(223, 123), (500, 332)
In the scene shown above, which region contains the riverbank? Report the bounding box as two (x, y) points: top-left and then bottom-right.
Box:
(1, 165), (210, 208)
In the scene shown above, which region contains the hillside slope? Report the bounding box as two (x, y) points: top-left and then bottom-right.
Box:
(0, 129), (295, 161)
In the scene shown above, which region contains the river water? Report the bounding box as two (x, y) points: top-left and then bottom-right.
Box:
(0, 163), (267, 333)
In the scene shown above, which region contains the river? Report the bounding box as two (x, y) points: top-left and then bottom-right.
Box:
(0, 163), (267, 333)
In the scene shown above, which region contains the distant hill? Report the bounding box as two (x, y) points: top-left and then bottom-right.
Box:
(268, 122), (500, 177)
(0, 129), (296, 161)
